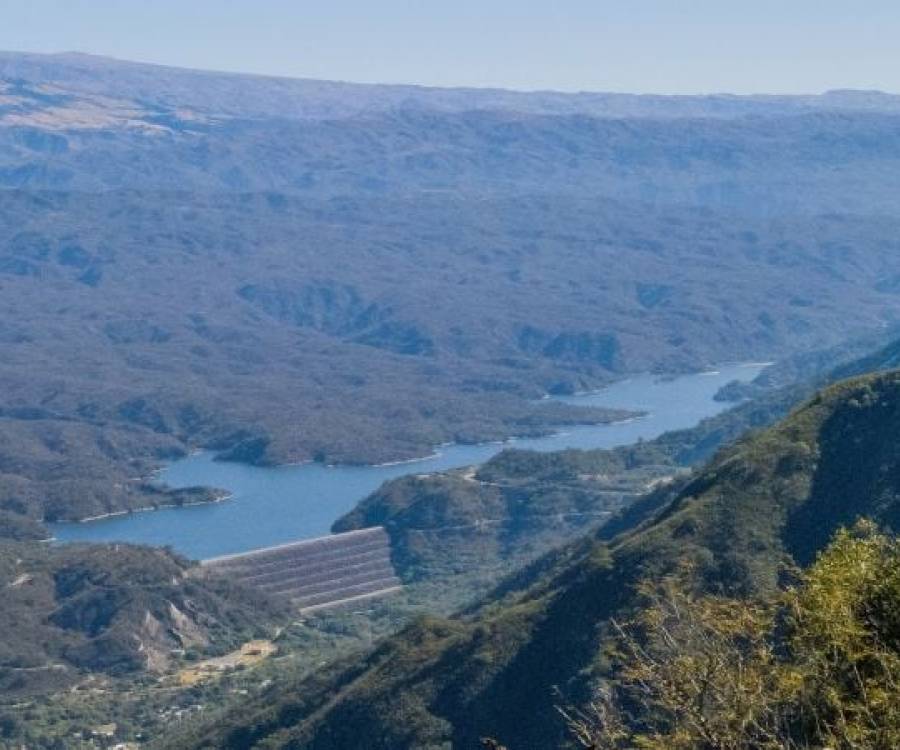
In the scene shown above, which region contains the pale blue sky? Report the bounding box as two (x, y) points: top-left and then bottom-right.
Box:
(1, 1), (898, 93)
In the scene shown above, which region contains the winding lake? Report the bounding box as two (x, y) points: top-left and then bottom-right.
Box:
(52, 363), (766, 559)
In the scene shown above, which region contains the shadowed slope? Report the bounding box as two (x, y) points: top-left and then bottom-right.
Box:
(164, 370), (900, 749)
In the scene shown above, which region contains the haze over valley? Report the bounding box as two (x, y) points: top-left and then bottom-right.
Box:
(3, 53), (900, 531)
(1, 28), (900, 749)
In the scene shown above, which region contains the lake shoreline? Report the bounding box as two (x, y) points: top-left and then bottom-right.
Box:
(55, 492), (235, 525)
(69, 414), (651, 527)
(51, 363), (768, 557)
(145, 362), (763, 482)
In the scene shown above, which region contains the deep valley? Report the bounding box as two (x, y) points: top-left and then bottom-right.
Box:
(2, 48), (900, 749)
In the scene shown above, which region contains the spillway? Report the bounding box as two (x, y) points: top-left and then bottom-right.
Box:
(201, 527), (401, 613)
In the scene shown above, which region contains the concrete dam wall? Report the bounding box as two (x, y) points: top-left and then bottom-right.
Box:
(202, 527), (402, 613)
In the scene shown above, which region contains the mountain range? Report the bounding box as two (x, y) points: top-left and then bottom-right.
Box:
(2, 52), (900, 747)
(2, 53), (900, 533)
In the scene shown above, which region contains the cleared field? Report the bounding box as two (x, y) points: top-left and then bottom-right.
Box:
(177, 639), (277, 686)
(202, 527), (402, 612)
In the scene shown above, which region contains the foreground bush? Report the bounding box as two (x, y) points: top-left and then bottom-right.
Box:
(559, 520), (900, 750)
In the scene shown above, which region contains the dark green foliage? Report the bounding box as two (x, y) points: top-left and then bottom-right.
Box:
(333, 456), (672, 582)
(0, 510), (48, 540)
(0, 542), (289, 697)
(172, 372), (900, 749)
(655, 333), (900, 468)
(3, 53), (900, 530)
(332, 334), (900, 590)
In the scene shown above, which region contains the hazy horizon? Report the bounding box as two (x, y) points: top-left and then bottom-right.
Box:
(3, 1), (900, 95)
(2, 47), (897, 98)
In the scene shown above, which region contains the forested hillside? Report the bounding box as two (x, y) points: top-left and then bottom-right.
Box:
(164, 370), (900, 748)
(6, 54), (900, 216)
(3, 51), (900, 748)
(2, 53), (900, 529)
(0, 543), (288, 697)
(330, 335), (900, 591)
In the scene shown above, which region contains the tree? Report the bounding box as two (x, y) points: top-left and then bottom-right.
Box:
(558, 521), (900, 750)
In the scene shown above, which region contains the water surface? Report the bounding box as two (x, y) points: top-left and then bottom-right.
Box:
(52, 364), (764, 559)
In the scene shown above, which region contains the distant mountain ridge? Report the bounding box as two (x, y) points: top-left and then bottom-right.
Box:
(6, 52), (900, 215)
(4, 50), (900, 748)
(3, 51), (900, 122)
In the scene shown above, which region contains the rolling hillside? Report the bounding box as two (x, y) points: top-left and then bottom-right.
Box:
(164, 369), (900, 748)
(330, 335), (900, 589)
(0, 543), (288, 698)
(2, 190), (900, 527)
(5, 54), (900, 215)
(3, 53), (900, 528)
